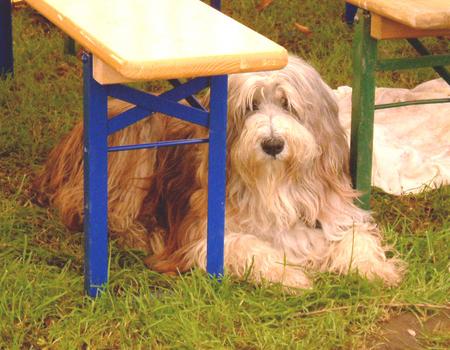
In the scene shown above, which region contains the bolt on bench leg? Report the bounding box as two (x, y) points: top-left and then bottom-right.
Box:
(350, 12), (377, 210)
(83, 53), (109, 297)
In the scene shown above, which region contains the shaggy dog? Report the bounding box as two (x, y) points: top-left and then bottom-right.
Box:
(34, 56), (404, 289)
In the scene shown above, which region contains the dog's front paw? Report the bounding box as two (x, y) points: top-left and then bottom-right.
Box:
(260, 264), (312, 290)
(326, 245), (406, 286)
(325, 231), (406, 286)
(359, 257), (406, 286)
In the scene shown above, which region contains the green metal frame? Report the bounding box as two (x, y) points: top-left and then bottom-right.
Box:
(350, 11), (377, 209)
(350, 11), (450, 209)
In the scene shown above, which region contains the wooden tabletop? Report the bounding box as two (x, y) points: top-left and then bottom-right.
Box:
(346, 0), (450, 30)
(25, 0), (287, 81)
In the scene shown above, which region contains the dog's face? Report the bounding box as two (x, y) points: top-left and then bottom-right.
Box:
(227, 56), (348, 188)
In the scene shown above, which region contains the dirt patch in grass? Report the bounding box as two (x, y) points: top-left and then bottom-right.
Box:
(372, 311), (450, 349)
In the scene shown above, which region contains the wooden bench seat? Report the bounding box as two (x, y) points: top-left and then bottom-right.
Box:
(347, 0), (450, 40)
(346, 0), (450, 30)
(25, 0), (287, 83)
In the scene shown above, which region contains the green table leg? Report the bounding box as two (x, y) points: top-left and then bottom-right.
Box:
(350, 12), (378, 209)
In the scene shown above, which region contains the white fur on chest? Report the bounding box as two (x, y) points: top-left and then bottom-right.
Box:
(225, 177), (328, 265)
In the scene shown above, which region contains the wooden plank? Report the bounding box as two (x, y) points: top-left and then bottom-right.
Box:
(25, 0), (287, 81)
(371, 14), (450, 40)
(346, 0), (450, 30)
(93, 56), (132, 85)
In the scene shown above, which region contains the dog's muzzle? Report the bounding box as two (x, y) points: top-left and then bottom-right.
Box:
(261, 137), (285, 157)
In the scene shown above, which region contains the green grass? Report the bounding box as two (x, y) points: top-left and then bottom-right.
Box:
(1, 2), (449, 349)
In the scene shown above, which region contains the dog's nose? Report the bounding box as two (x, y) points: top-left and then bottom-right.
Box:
(261, 137), (285, 156)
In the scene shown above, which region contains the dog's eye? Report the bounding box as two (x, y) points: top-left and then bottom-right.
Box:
(281, 97), (289, 110)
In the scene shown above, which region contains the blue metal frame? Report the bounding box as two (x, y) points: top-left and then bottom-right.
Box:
(210, 0), (221, 10)
(344, 3), (358, 25)
(168, 79), (208, 111)
(108, 77), (209, 134)
(83, 54), (109, 297)
(206, 75), (228, 277)
(106, 84), (210, 128)
(82, 53), (228, 296)
(0, 0), (14, 77)
(108, 138), (209, 153)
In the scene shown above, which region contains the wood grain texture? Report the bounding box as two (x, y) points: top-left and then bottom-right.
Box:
(25, 0), (288, 81)
(346, 0), (450, 30)
(371, 14), (450, 40)
(93, 57), (133, 85)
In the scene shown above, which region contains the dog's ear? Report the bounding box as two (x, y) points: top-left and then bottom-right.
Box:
(284, 56), (350, 180)
(284, 56), (366, 237)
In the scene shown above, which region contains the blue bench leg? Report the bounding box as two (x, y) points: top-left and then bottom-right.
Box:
(210, 0), (221, 10)
(344, 3), (358, 25)
(206, 75), (228, 277)
(82, 53), (109, 297)
(0, 0), (13, 77)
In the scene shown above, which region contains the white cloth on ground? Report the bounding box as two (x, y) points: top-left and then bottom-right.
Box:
(334, 79), (450, 195)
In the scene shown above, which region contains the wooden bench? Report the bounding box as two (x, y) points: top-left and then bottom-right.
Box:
(2, 0), (287, 296)
(345, 0), (450, 208)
